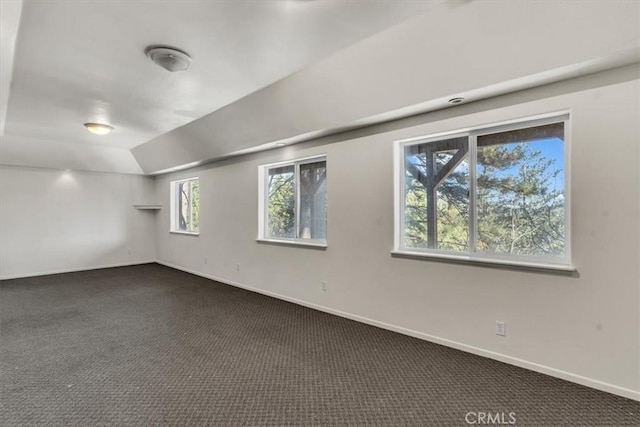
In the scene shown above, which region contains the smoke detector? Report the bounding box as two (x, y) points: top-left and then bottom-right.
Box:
(145, 46), (192, 72)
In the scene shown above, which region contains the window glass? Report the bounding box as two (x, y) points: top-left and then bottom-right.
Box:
(404, 137), (469, 252)
(171, 178), (199, 233)
(261, 157), (327, 244)
(299, 161), (327, 240)
(398, 117), (568, 266)
(476, 123), (565, 257)
(267, 165), (295, 239)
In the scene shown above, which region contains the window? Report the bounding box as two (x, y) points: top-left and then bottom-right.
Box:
(170, 178), (200, 234)
(258, 156), (327, 246)
(396, 114), (570, 268)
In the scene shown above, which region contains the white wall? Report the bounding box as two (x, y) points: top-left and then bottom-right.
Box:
(154, 68), (640, 400)
(0, 166), (156, 279)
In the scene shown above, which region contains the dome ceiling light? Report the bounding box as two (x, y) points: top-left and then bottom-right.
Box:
(145, 46), (192, 72)
(84, 123), (113, 135)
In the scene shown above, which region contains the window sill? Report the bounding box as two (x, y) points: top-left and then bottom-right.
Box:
(256, 238), (327, 249)
(391, 250), (576, 275)
(169, 230), (200, 236)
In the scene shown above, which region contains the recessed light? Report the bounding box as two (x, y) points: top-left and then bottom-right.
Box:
(448, 97), (465, 105)
(84, 123), (113, 135)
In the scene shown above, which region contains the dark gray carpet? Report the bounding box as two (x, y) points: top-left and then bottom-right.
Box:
(1, 264), (638, 426)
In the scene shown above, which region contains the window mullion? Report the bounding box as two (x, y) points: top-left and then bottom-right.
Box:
(469, 134), (478, 253)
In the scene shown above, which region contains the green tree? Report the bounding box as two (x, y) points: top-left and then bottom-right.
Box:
(476, 142), (564, 256)
(404, 151), (470, 251)
(267, 172), (295, 238)
(191, 180), (200, 231)
(404, 137), (564, 257)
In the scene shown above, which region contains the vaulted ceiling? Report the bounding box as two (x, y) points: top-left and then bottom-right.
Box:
(0, 0), (444, 173)
(1, 1), (639, 175)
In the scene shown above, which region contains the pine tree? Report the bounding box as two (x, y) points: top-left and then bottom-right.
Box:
(404, 137), (565, 257)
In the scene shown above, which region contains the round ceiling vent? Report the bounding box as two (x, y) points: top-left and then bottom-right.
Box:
(145, 46), (192, 72)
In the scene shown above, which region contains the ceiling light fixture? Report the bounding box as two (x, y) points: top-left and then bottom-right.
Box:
(84, 123), (113, 135)
(275, 142), (287, 146)
(145, 46), (192, 72)
(448, 97), (465, 105)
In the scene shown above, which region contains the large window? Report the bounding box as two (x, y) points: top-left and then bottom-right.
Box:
(170, 178), (200, 234)
(396, 114), (570, 268)
(258, 156), (327, 246)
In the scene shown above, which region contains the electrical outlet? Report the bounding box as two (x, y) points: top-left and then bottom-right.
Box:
(127, 249), (132, 256)
(496, 321), (506, 337)
(321, 281), (327, 292)
(203, 257), (208, 265)
(236, 264), (241, 271)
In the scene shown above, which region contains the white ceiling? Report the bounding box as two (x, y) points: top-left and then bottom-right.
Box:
(2, 0), (441, 151)
(132, 0), (640, 174)
(2, 1), (638, 175)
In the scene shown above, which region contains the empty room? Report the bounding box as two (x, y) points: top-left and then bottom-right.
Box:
(1, 0), (639, 425)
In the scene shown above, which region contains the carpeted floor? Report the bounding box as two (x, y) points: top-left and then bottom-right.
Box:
(0, 264), (638, 426)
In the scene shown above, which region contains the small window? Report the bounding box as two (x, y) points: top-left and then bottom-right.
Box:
(396, 114), (570, 268)
(170, 178), (199, 234)
(259, 156), (327, 246)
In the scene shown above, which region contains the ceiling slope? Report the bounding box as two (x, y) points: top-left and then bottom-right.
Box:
(1, 135), (144, 174)
(0, 0), (23, 136)
(1, 0), (445, 173)
(132, 0), (640, 174)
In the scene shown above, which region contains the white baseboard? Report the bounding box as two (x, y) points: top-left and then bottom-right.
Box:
(156, 259), (640, 402)
(0, 260), (156, 280)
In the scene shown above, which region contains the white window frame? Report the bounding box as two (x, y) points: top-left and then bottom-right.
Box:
(258, 155), (327, 248)
(170, 177), (200, 235)
(393, 111), (573, 271)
